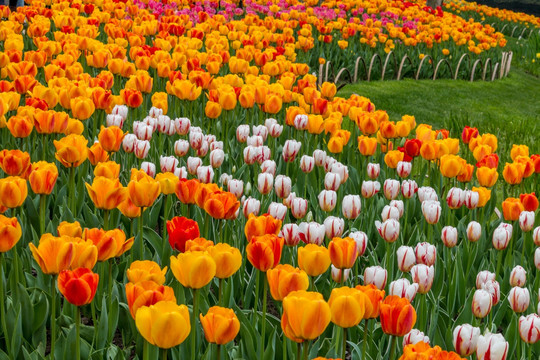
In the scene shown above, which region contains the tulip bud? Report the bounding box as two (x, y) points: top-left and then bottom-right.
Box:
(189, 131), (204, 150)
(300, 155), (314, 173)
(415, 242), (436, 266)
(411, 264), (434, 294)
(111, 105), (128, 120)
(403, 329), (429, 347)
(318, 190), (337, 212)
(281, 224), (300, 246)
(519, 211), (535, 232)
(134, 122), (153, 140)
(106, 114), (124, 128)
(535, 248), (540, 271)
(492, 224), (512, 250)
(282, 140), (301, 162)
(323, 216), (345, 239)
(464, 190), (479, 210)
(364, 266), (387, 290)
(375, 219), (400, 243)
(260, 160), (276, 176)
(236, 125), (249, 143)
(472, 289), (492, 318)
(291, 197), (308, 219)
(331, 163), (349, 184)
(324, 156), (337, 173)
(349, 231), (368, 256)
(510, 266), (527, 287)
(175, 167), (187, 179)
(274, 175), (292, 199)
(367, 163), (380, 179)
(257, 173), (273, 195)
(252, 125), (268, 141)
(396, 246), (416, 272)
(481, 280), (500, 306)
(187, 157), (202, 175)
(174, 139), (190, 157)
(268, 202), (287, 222)
(464, 222), (482, 243)
(418, 187), (438, 202)
(389, 200), (404, 218)
(196, 140), (209, 157)
(243, 146), (257, 165)
(508, 286), (530, 313)
(331, 265), (351, 283)
(397, 161), (412, 178)
(268, 123), (283, 138)
(383, 179), (400, 200)
(519, 314), (540, 344)
(298, 222), (326, 245)
(342, 195), (361, 219)
(197, 166), (214, 184)
(220, 173), (232, 187)
(421, 200), (441, 224)
(122, 134), (137, 153)
(293, 114), (308, 130)
(160, 155), (179, 173)
(228, 180), (244, 199)
(148, 107), (163, 118)
(313, 150), (327, 167)
(401, 180), (418, 199)
(476, 333), (508, 360)
(141, 162), (156, 178)
(324, 172), (341, 191)
(381, 205), (400, 222)
(453, 324), (480, 357)
(390, 278), (419, 302)
(247, 135), (263, 147)
(534, 227), (540, 246)
(210, 141), (223, 151)
(441, 226), (458, 247)
(446, 188), (465, 209)
(476, 271), (496, 289)
(361, 180), (380, 198)
(134, 140), (150, 159)
(157, 115), (172, 134)
(242, 197), (260, 217)
(174, 117), (191, 135)
(143, 117), (157, 132)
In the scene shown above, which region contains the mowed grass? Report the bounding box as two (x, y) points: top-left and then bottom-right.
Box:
(338, 67), (540, 153)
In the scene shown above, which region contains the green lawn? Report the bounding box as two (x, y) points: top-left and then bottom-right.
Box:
(338, 67), (540, 153)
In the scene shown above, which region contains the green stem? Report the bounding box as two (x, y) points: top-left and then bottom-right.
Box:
(261, 275), (268, 358)
(342, 327), (347, 360)
(108, 260), (113, 311)
(0, 254), (10, 357)
(302, 341), (309, 360)
(161, 348), (167, 360)
(12, 244), (20, 289)
(191, 288), (199, 360)
(76, 306), (81, 360)
(143, 340), (149, 360)
(283, 336), (287, 360)
(388, 336), (397, 360)
(219, 278), (223, 306)
(495, 249), (503, 278)
(50, 275), (57, 359)
(217, 344), (222, 360)
(253, 270), (260, 316)
(362, 320), (369, 360)
(139, 211), (144, 260)
(103, 209), (110, 231)
(69, 166), (76, 215)
(39, 194), (47, 236)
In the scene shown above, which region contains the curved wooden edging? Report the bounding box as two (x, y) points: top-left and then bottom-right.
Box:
(470, 59), (483, 82)
(491, 62), (500, 81)
(416, 54), (434, 80)
(397, 54), (414, 80)
(334, 67), (353, 89)
(454, 53), (470, 80)
(433, 58), (453, 80)
(381, 51), (398, 81)
(482, 58), (493, 81)
(367, 53), (382, 82)
(354, 56), (367, 82)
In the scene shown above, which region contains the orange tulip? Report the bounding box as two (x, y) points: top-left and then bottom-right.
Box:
(7, 115), (33, 138)
(200, 306), (240, 345)
(54, 134), (88, 168)
(69, 237), (98, 270)
(83, 228), (133, 261)
(298, 244), (331, 277)
(440, 154), (465, 178)
(184, 237), (214, 252)
(355, 284), (385, 319)
(0, 149), (31, 178)
(207, 243), (242, 279)
(384, 150), (404, 169)
(0, 215), (22, 252)
(121, 88), (143, 108)
(98, 126), (126, 152)
(476, 167), (498, 187)
(155, 172), (179, 195)
(244, 214), (282, 243)
(502, 198), (524, 221)
(29, 161), (58, 195)
(94, 161), (120, 179)
(170, 251), (216, 289)
(420, 142), (438, 161)
(127, 260), (167, 285)
(328, 286), (368, 328)
(70, 96), (95, 120)
(321, 82), (337, 100)
(86, 176), (127, 210)
(29, 234), (74, 275)
(358, 136), (378, 156)
(175, 179), (201, 205)
(118, 197), (142, 218)
(267, 264), (309, 301)
(328, 237), (358, 269)
(125, 280), (176, 318)
(510, 144), (529, 161)
(57, 221), (82, 238)
(246, 234), (284, 272)
(128, 169), (161, 208)
(281, 290), (331, 341)
(205, 101), (222, 119)
(88, 142), (109, 166)
(520, 193), (539, 212)
(0, 176), (27, 208)
(203, 192), (240, 220)
(380, 295), (417, 336)
(58, 268), (99, 306)
(502, 162), (524, 185)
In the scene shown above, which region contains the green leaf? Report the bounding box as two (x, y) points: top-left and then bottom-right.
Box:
(97, 296), (110, 350)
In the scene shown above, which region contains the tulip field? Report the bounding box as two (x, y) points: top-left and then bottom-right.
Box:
(1, 0), (540, 359)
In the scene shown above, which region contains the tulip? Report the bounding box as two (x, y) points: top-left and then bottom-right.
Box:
(403, 329), (429, 347)
(324, 172), (341, 191)
(476, 333), (508, 360)
(318, 190), (337, 212)
(167, 216), (200, 253)
(261, 160), (276, 175)
(298, 222), (325, 245)
(281, 290), (331, 341)
(243, 197), (261, 217)
(389, 279), (419, 302)
(329, 237), (358, 269)
(396, 161), (412, 178)
(54, 134), (88, 168)
(86, 176), (127, 211)
(481, 280), (501, 306)
(375, 219), (400, 243)
(510, 266), (527, 287)
(268, 203), (287, 222)
(441, 226), (458, 247)
(502, 197), (524, 221)
(57, 268), (99, 307)
(361, 180), (380, 198)
(519, 314), (540, 344)
(134, 140), (150, 159)
(126, 260), (167, 285)
(472, 289), (492, 318)
(492, 224), (512, 250)
(128, 169), (161, 208)
(323, 217), (345, 239)
(0, 150), (31, 177)
(382, 205), (400, 222)
(84, 228), (133, 261)
(136, 301), (191, 349)
(207, 243), (242, 280)
(246, 234), (283, 272)
(140, 162), (156, 178)
(503, 162), (524, 185)
(200, 306), (240, 346)
(467, 221), (482, 242)
(446, 187), (465, 209)
(519, 211), (535, 232)
(383, 179), (400, 200)
(397, 246), (416, 272)
(291, 197), (308, 219)
(122, 134), (137, 153)
(244, 214), (282, 243)
(340, 195), (361, 219)
(227, 180), (243, 199)
(0, 176), (27, 209)
(282, 140), (301, 162)
(364, 266), (388, 290)
(380, 296), (416, 337)
(401, 180), (418, 199)
(328, 286), (368, 331)
(196, 166), (214, 184)
(300, 155), (315, 173)
(0, 215), (22, 252)
(421, 200), (441, 224)
(125, 281), (176, 318)
(367, 163), (380, 179)
(535, 227), (540, 246)
(418, 187), (438, 202)
(390, 201), (404, 218)
(476, 271), (496, 289)
(453, 324), (480, 357)
(170, 251), (216, 289)
(267, 264), (309, 301)
(508, 287), (530, 313)
(464, 190), (479, 209)
(187, 157), (202, 175)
